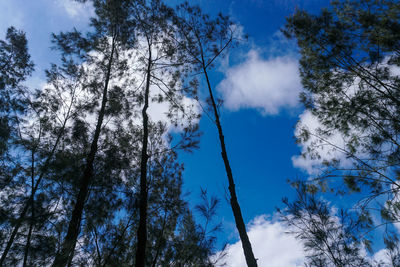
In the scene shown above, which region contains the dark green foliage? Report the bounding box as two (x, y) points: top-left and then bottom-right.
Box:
(280, 183), (373, 267)
(285, 0), (400, 186)
(0, 1), (228, 266)
(0, 27), (34, 155)
(284, 0), (400, 265)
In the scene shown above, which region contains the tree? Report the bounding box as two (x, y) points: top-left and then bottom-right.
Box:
(51, 0), (134, 265)
(131, 2), (172, 265)
(128, 1), (201, 265)
(69, 123), (217, 267)
(0, 27), (34, 155)
(50, 0), (200, 265)
(173, 4), (258, 266)
(283, 0), (400, 264)
(0, 24), (95, 265)
(279, 183), (373, 267)
(0, 1), (230, 266)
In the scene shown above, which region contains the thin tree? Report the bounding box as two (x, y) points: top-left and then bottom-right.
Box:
(0, 27), (38, 266)
(174, 4), (258, 266)
(128, 1), (202, 265)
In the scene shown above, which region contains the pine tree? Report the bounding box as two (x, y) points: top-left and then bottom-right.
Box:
(279, 183), (373, 267)
(173, 3), (258, 266)
(128, 1), (201, 265)
(0, 27), (34, 155)
(1, 1), (226, 266)
(51, 0), (134, 265)
(283, 0), (400, 264)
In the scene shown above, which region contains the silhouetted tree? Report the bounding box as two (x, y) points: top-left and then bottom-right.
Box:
(51, 0), (134, 265)
(279, 183), (373, 267)
(128, 1), (201, 265)
(284, 0), (400, 262)
(0, 1), (227, 266)
(173, 3), (257, 266)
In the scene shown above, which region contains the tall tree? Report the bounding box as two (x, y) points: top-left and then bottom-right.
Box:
(283, 0), (400, 264)
(0, 27), (34, 155)
(0, 27), (42, 266)
(51, 0), (133, 265)
(0, 25), (88, 265)
(173, 4), (258, 266)
(129, 1), (200, 265)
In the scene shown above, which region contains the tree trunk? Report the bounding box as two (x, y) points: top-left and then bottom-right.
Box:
(135, 48), (152, 267)
(22, 149), (36, 267)
(51, 37), (116, 267)
(203, 65), (258, 267)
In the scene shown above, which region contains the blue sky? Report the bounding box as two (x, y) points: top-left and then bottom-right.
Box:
(175, 0), (330, 246)
(5, 0), (391, 266)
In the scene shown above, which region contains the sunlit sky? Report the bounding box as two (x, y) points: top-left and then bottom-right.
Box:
(5, 1), (388, 266)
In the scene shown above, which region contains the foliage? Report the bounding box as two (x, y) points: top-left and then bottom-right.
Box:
(0, 0), (224, 266)
(280, 183), (373, 267)
(284, 0), (400, 265)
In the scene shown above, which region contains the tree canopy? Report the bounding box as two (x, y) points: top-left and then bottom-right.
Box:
(282, 0), (400, 265)
(1, 0), (400, 266)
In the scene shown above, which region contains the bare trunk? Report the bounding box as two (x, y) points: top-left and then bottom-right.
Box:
(135, 49), (152, 267)
(22, 149), (35, 267)
(203, 65), (258, 267)
(51, 37), (116, 267)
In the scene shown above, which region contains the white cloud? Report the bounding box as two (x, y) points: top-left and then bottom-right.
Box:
(291, 110), (352, 174)
(56, 0), (94, 20)
(217, 49), (301, 115)
(147, 93), (200, 132)
(214, 215), (305, 267)
(215, 213), (397, 267)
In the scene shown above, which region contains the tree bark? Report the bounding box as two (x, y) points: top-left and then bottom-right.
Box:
(51, 37), (116, 267)
(135, 46), (152, 267)
(203, 64), (258, 267)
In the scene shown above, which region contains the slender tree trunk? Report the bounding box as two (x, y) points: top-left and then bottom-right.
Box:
(51, 37), (116, 267)
(0, 84), (77, 266)
(23, 149), (36, 267)
(22, 215), (33, 267)
(135, 48), (152, 267)
(202, 64), (258, 267)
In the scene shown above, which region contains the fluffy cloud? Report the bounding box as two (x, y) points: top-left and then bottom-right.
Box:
(56, 0), (95, 20)
(217, 50), (301, 115)
(291, 110), (352, 174)
(214, 216), (305, 267)
(215, 214), (396, 267)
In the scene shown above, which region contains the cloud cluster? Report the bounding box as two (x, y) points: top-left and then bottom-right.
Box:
(215, 213), (397, 267)
(217, 49), (301, 115)
(214, 216), (305, 267)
